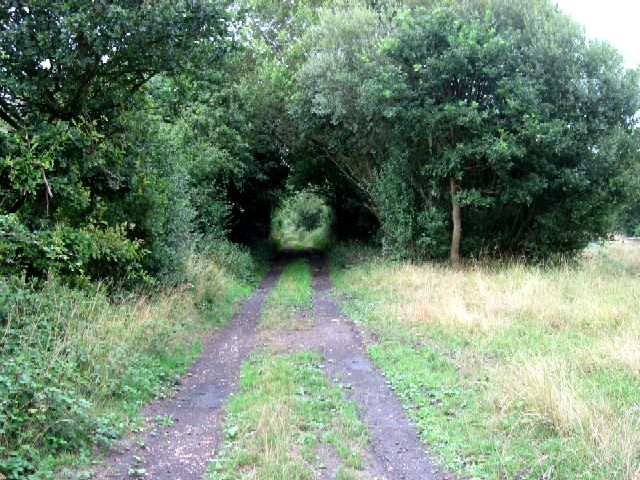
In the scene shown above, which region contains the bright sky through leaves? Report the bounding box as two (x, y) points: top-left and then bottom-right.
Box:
(555, 0), (640, 68)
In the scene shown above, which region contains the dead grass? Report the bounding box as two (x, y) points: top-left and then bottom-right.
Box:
(595, 333), (640, 373)
(336, 241), (640, 479)
(491, 355), (640, 479)
(364, 255), (639, 336)
(602, 240), (640, 272)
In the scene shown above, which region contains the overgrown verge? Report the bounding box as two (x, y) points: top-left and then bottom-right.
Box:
(0, 244), (260, 480)
(330, 241), (640, 479)
(208, 350), (367, 480)
(261, 260), (313, 330)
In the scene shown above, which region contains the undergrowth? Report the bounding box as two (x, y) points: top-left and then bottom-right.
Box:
(0, 245), (258, 480)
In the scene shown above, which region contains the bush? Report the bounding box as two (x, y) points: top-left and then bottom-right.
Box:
(0, 215), (148, 286)
(0, 247), (256, 479)
(291, 2), (640, 261)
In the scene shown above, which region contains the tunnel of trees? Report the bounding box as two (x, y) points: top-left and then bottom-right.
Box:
(1, 0), (639, 283)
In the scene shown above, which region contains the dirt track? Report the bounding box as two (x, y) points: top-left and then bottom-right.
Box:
(95, 250), (447, 480)
(91, 260), (286, 479)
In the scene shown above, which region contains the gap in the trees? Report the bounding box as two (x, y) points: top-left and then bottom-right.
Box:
(270, 189), (334, 251)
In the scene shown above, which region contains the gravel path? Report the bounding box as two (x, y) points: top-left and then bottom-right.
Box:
(309, 252), (446, 480)
(262, 250), (449, 480)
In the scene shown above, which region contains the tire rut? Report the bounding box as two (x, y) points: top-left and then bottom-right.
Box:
(91, 259), (287, 480)
(307, 251), (446, 480)
(261, 249), (450, 480)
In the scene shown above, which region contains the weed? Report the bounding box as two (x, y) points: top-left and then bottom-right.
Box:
(154, 415), (174, 427)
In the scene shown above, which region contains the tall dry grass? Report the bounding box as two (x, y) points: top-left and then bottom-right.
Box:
(490, 355), (640, 479)
(36, 253), (240, 401)
(338, 241), (640, 479)
(361, 256), (639, 336)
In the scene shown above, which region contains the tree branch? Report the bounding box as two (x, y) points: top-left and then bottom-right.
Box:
(0, 100), (21, 130)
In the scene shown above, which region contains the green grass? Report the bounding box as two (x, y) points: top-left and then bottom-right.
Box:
(330, 241), (640, 480)
(207, 350), (368, 480)
(0, 252), (258, 480)
(261, 259), (313, 329)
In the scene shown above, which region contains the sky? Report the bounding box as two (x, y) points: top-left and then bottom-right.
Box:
(554, 0), (640, 68)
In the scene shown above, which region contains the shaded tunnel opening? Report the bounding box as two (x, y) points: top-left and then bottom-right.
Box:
(265, 182), (380, 253)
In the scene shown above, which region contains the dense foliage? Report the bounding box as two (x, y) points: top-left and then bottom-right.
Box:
(0, 1), (638, 474)
(3, 1), (637, 279)
(0, 1), (273, 283)
(292, 1), (640, 261)
(0, 2), (265, 477)
(614, 130), (640, 236)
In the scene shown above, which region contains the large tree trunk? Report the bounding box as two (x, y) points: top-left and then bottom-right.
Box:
(450, 176), (461, 271)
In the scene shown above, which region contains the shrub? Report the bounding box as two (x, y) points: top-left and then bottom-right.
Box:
(201, 237), (262, 285)
(0, 247), (255, 479)
(0, 215), (148, 286)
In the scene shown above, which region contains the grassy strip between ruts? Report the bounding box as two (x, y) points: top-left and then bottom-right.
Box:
(330, 241), (640, 480)
(207, 350), (368, 480)
(261, 259), (313, 329)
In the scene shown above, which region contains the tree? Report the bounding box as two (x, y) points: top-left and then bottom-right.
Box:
(388, 5), (522, 268)
(613, 128), (640, 236)
(0, 1), (231, 282)
(291, 0), (640, 264)
(386, 0), (639, 263)
(291, 5), (402, 223)
(0, 1), (227, 127)
(227, 0), (339, 242)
